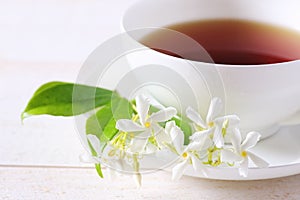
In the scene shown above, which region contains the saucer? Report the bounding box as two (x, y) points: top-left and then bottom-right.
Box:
(182, 124), (300, 180)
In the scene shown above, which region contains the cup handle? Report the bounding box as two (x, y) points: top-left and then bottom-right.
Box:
(279, 111), (300, 126)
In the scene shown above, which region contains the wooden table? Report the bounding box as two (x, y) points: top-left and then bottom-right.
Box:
(1, 166), (299, 200)
(1, 0), (299, 199)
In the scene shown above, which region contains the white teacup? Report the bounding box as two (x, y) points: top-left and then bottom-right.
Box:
(121, 0), (300, 138)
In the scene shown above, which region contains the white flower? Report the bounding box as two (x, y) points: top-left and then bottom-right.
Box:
(167, 123), (207, 180)
(187, 98), (240, 148)
(116, 95), (177, 153)
(221, 128), (269, 177)
(86, 134), (141, 186)
(85, 135), (121, 176)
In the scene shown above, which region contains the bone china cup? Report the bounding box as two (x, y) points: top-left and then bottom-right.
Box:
(121, 0), (300, 138)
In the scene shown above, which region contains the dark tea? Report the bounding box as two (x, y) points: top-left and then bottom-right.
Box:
(140, 19), (300, 65)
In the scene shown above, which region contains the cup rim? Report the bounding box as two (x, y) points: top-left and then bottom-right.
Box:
(121, 0), (300, 69)
(120, 27), (300, 69)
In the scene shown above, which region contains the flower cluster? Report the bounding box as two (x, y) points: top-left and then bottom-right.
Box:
(86, 95), (269, 187)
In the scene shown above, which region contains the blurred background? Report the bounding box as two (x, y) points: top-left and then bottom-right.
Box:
(0, 0), (136, 167)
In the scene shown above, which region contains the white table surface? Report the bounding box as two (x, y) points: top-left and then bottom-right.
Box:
(1, 0), (300, 199)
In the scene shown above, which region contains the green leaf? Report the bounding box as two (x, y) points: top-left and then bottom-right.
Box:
(86, 93), (133, 143)
(22, 82), (113, 120)
(100, 117), (118, 142)
(95, 163), (104, 178)
(86, 94), (133, 178)
(173, 116), (192, 145)
(86, 105), (113, 139)
(87, 138), (104, 178)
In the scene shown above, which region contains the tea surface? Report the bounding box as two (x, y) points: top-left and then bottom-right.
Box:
(140, 19), (300, 65)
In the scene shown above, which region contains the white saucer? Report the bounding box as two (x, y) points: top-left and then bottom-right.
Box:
(181, 124), (300, 180)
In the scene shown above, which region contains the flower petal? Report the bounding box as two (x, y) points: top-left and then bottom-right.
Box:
(151, 123), (164, 136)
(214, 115), (240, 127)
(189, 129), (212, 142)
(248, 151), (269, 168)
(172, 159), (189, 181)
(201, 136), (213, 150)
(190, 154), (208, 177)
(156, 129), (171, 147)
(136, 95), (150, 125)
(147, 95), (166, 110)
(129, 139), (148, 153)
(238, 157), (249, 177)
(206, 97), (223, 123)
(129, 130), (151, 153)
(231, 128), (242, 153)
(241, 131), (261, 151)
(213, 126), (224, 148)
(186, 107), (206, 128)
(145, 142), (158, 154)
(221, 149), (242, 163)
(227, 115), (241, 128)
(101, 144), (116, 158)
(87, 134), (101, 155)
(148, 107), (177, 122)
(170, 125), (185, 154)
(165, 121), (176, 135)
(116, 119), (145, 132)
(185, 141), (203, 151)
